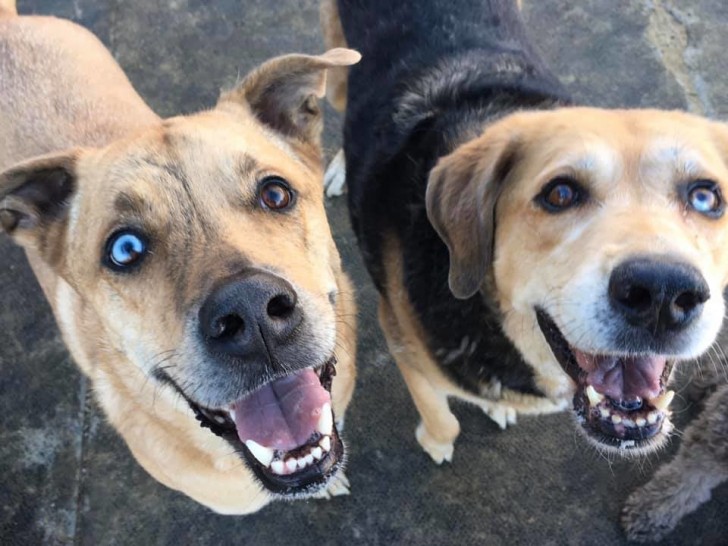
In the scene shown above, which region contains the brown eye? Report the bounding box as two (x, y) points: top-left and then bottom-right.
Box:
(686, 181), (723, 217)
(537, 177), (584, 213)
(258, 177), (294, 211)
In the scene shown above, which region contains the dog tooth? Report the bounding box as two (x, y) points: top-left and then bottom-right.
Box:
(611, 415), (622, 424)
(312, 446), (323, 460)
(317, 403), (333, 436)
(622, 418), (635, 428)
(245, 440), (274, 467)
(304, 454), (314, 466)
(647, 411), (659, 424)
(636, 417), (647, 427)
(599, 408), (610, 419)
(585, 385), (605, 406)
(320, 435), (331, 452)
(228, 409), (236, 421)
(650, 390), (675, 412)
(285, 458), (298, 473)
(297, 457), (307, 470)
(271, 460), (285, 475)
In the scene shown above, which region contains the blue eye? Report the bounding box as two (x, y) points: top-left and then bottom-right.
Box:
(105, 230), (148, 270)
(686, 181), (723, 218)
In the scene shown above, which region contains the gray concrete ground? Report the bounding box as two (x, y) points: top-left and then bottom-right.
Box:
(1, 1), (728, 544)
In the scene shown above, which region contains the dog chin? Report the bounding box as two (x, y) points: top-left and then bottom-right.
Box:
(535, 309), (678, 454)
(157, 357), (345, 497)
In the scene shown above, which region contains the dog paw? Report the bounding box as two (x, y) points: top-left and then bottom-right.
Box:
(416, 422), (454, 464)
(621, 489), (679, 543)
(481, 402), (517, 430)
(314, 471), (351, 499)
(324, 149), (346, 197)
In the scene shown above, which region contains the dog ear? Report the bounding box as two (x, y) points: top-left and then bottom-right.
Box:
(219, 48), (361, 144)
(0, 150), (81, 258)
(426, 132), (519, 299)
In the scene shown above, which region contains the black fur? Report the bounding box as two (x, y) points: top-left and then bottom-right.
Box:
(340, 0), (571, 396)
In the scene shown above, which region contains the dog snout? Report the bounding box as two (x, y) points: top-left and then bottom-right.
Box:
(198, 269), (302, 358)
(608, 257), (710, 334)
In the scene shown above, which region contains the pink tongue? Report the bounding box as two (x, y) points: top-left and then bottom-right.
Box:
(232, 369), (331, 451)
(573, 350), (665, 400)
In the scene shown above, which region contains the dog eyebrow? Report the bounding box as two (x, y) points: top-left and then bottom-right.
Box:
(114, 192), (147, 215)
(236, 155), (260, 180)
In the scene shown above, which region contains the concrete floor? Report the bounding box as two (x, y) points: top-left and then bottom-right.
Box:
(1, 1), (728, 544)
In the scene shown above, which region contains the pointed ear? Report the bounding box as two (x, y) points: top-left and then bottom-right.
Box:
(0, 150), (81, 257)
(219, 48), (361, 143)
(426, 131), (520, 299)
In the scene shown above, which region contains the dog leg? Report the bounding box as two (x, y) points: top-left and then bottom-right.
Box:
(320, 0), (350, 199)
(319, 0), (349, 113)
(0, 0), (16, 16)
(621, 385), (728, 542)
(379, 296), (460, 464)
(324, 148), (347, 198)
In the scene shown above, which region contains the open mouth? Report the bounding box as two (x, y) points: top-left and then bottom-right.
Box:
(536, 309), (675, 451)
(182, 358), (343, 496)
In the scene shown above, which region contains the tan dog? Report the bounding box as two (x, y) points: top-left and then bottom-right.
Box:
(324, 0), (728, 463)
(0, 0), (359, 514)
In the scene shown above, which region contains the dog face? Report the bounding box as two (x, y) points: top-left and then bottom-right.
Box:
(0, 49), (360, 497)
(427, 108), (728, 454)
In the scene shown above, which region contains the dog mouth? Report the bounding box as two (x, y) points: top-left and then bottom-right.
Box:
(184, 358), (343, 496)
(536, 309), (675, 451)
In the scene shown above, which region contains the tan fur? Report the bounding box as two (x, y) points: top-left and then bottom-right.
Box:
(379, 234), (563, 463)
(320, 0), (350, 112)
(0, 11), (358, 514)
(0, 0), (15, 16)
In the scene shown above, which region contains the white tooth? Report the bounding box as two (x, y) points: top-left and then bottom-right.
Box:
(650, 390), (675, 412)
(285, 458), (298, 473)
(636, 418), (647, 427)
(297, 457), (307, 470)
(647, 412), (659, 424)
(612, 415), (622, 424)
(320, 435), (331, 452)
(317, 403), (333, 435)
(600, 408), (610, 419)
(304, 454), (314, 466)
(244, 440), (274, 467)
(586, 385), (605, 406)
(229, 409), (236, 421)
(312, 446), (323, 460)
(622, 418), (635, 428)
(271, 460), (285, 475)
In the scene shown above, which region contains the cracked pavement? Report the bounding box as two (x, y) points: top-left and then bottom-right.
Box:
(1, 1), (728, 544)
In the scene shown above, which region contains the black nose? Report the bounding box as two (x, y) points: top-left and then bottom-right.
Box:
(199, 269), (302, 358)
(608, 257), (710, 334)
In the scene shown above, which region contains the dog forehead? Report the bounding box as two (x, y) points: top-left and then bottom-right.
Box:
(504, 109), (728, 189)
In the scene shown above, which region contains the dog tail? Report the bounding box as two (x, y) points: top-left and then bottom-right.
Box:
(0, 0), (17, 16)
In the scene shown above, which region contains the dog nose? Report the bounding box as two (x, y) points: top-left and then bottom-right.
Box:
(199, 270), (302, 358)
(608, 257), (710, 334)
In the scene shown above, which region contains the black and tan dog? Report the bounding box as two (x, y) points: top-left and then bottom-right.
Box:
(0, 1), (359, 513)
(322, 0), (728, 463)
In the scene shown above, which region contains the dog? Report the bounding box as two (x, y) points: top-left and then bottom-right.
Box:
(622, 362), (728, 542)
(321, 0), (728, 464)
(0, 0), (360, 514)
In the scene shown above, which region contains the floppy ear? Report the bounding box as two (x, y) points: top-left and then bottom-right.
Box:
(0, 150), (81, 259)
(218, 48), (361, 144)
(426, 132), (519, 299)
